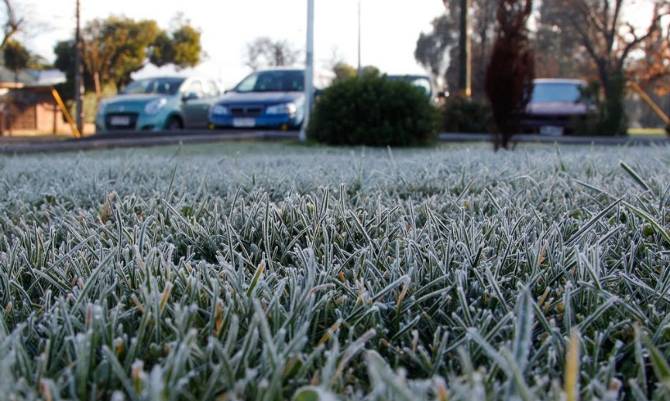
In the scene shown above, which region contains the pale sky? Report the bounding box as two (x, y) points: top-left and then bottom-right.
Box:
(21, 0), (445, 87)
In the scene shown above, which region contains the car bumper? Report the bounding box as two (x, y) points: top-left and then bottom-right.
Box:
(520, 114), (589, 134)
(95, 113), (168, 134)
(210, 114), (302, 129)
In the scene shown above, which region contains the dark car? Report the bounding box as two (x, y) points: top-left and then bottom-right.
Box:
(209, 68), (332, 130)
(521, 79), (595, 136)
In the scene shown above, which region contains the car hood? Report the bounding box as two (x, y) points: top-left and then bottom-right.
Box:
(526, 102), (588, 116)
(218, 91), (303, 105)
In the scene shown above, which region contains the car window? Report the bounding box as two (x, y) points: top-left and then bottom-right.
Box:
(121, 78), (185, 95)
(235, 70), (305, 93)
(205, 80), (220, 98)
(184, 80), (204, 97)
(410, 78), (432, 97)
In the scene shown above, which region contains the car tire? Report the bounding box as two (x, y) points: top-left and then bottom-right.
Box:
(165, 116), (183, 131)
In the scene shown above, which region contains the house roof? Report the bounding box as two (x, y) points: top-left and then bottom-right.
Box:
(0, 65), (66, 88)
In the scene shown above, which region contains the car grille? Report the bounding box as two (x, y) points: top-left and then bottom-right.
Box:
(105, 113), (139, 130)
(521, 114), (585, 128)
(230, 106), (264, 117)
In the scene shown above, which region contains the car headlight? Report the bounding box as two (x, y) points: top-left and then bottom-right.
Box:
(211, 105), (230, 115)
(145, 98), (168, 115)
(96, 101), (108, 116)
(266, 102), (298, 115)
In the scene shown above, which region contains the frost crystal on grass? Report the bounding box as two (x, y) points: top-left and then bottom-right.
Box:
(0, 143), (669, 400)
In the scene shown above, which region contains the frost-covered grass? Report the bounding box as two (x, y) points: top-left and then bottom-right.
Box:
(1, 143), (670, 401)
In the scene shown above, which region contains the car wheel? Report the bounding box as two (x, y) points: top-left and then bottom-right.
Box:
(165, 116), (183, 131)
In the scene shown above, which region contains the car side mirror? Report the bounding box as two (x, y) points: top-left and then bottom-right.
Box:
(182, 92), (200, 102)
(224, 89), (232, 94)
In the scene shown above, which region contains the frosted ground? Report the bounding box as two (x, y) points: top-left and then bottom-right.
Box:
(1, 143), (670, 401)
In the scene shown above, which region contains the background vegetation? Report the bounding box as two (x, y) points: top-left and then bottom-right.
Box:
(416, 0), (670, 135)
(308, 75), (439, 147)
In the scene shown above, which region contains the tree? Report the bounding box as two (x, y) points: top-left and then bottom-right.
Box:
(485, 0), (535, 149)
(245, 37), (300, 71)
(332, 62), (357, 82)
(3, 39), (29, 79)
(84, 17), (160, 92)
(0, 0), (22, 50)
(629, 11), (670, 96)
(415, 15), (454, 89)
(558, 0), (670, 134)
(150, 24), (202, 69)
(415, 0), (496, 98)
(54, 16), (202, 98)
(534, 0), (591, 78)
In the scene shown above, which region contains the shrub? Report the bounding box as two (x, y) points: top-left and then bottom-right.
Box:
(573, 79), (628, 136)
(308, 75), (439, 146)
(442, 95), (492, 133)
(485, 0), (535, 149)
(598, 72), (628, 135)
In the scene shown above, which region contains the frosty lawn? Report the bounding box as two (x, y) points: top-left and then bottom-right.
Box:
(1, 143), (669, 401)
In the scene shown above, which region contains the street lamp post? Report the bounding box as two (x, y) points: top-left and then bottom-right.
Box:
(300, 0), (314, 143)
(357, 0), (362, 75)
(458, 0), (472, 97)
(74, 0), (84, 136)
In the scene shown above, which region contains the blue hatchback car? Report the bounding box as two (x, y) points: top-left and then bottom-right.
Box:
(95, 76), (222, 133)
(210, 68), (328, 130)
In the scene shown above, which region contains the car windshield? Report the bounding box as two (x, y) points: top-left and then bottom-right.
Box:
(234, 70), (304, 93)
(531, 83), (583, 103)
(121, 78), (185, 95)
(388, 76), (432, 97)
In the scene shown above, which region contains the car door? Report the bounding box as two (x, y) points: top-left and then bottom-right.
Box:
(181, 80), (210, 129)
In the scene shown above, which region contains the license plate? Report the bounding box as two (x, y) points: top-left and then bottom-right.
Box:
(540, 126), (564, 136)
(233, 118), (256, 128)
(110, 116), (131, 126)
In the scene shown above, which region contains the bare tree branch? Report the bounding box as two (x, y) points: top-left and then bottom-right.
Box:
(1, 0), (23, 50)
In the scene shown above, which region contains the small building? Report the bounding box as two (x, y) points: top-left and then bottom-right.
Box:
(0, 66), (69, 135)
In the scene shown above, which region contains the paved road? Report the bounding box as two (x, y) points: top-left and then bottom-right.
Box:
(0, 130), (668, 154)
(0, 130), (299, 154)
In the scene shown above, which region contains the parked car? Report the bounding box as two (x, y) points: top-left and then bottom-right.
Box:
(387, 75), (434, 99)
(521, 78), (595, 136)
(95, 76), (222, 133)
(209, 68), (331, 130)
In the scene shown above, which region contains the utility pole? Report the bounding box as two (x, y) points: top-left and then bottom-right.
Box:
(357, 0), (362, 75)
(458, 0), (472, 97)
(74, 0), (84, 136)
(300, 0), (314, 143)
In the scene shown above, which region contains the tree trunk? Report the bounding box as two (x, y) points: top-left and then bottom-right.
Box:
(596, 64), (627, 135)
(94, 71), (102, 100)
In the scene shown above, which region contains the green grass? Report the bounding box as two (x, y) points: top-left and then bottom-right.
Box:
(1, 143), (670, 401)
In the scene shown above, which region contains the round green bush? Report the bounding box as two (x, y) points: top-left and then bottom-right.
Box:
(307, 75), (439, 146)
